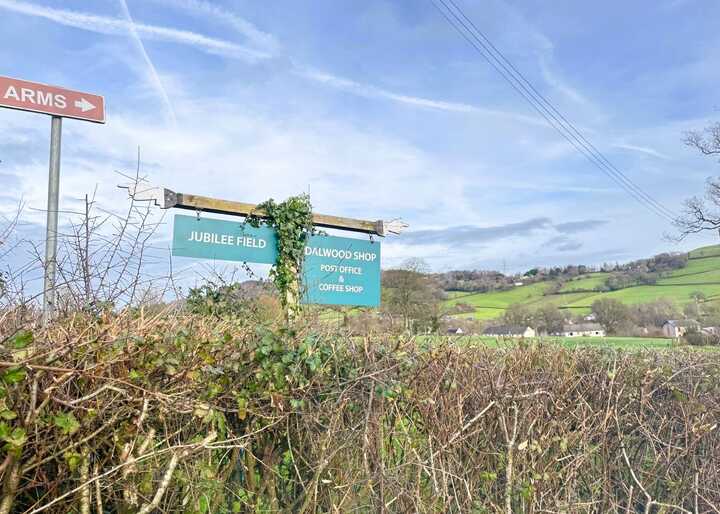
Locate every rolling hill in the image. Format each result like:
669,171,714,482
444,244,720,320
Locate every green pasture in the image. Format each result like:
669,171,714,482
559,273,610,292
441,244,720,320
443,335,676,350
565,283,720,308
446,282,551,309
689,244,720,259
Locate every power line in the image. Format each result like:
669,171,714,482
442,0,676,220
432,0,674,220
431,0,676,221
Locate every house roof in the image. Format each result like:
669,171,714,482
483,325,532,335
562,323,603,332
664,319,699,328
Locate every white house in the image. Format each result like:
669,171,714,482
701,326,719,336
483,325,536,338
556,323,605,337
662,320,699,338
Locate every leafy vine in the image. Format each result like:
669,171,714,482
248,194,314,318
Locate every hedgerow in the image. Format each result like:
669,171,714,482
1,311,719,513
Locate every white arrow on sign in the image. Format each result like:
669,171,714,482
74,98,96,112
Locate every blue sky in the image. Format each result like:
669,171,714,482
1,0,719,286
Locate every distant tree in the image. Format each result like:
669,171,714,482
383,258,443,333
691,291,707,302
633,298,680,328
680,291,706,320
592,298,631,335
701,302,720,326
683,301,701,320
675,122,720,239
502,304,535,328
535,305,566,334
545,281,564,295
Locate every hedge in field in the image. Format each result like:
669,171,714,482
2,313,719,513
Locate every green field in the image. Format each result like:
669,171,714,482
559,273,610,292
428,335,683,350
444,244,720,320
689,245,720,259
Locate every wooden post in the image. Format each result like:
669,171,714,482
285,262,300,323
122,184,408,236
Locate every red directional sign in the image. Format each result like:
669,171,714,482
0,76,105,123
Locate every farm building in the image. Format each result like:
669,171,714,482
662,319,699,338
555,323,605,338
483,325,536,338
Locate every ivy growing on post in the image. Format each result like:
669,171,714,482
248,194,314,321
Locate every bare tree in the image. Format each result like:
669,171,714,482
686,121,720,158
0,150,174,322
675,122,720,239
382,258,443,332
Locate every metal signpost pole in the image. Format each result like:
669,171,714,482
42,116,62,324
0,76,105,323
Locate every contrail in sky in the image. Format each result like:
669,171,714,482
118,0,176,126
0,0,272,61
147,0,280,53
0,0,543,124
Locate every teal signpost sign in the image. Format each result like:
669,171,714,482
172,214,381,307
302,234,380,307
172,214,277,264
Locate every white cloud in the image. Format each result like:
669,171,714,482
0,0,272,61
298,67,546,124
538,57,589,106
4,94,465,229
613,143,670,160
147,0,280,53
0,0,546,122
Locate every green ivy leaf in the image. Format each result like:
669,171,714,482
9,330,33,349
0,410,16,421
54,412,81,435
3,427,26,449
64,452,83,473
2,367,26,385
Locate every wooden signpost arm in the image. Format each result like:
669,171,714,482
173,192,381,235
123,184,408,237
